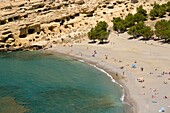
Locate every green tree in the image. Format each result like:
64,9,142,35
134,13,146,22
124,13,135,28
166,2,170,15
155,20,168,38
88,21,109,43
97,30,109,43
95,21,108,32
128,21,145,38
163,30,170,42
137,5,147,17
149,9,157,20
113,17,126,33
157,6,166,18
141,26,154,39
128,26,138,38
128,21,153,39
133,5,148,22
149,3,166,19
155,20,170,42
88,28,97,42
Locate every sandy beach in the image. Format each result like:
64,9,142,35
47,32,170,113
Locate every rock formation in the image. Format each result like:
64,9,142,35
0,0,168,51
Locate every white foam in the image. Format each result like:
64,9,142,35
82,61,125,102
78,59,85,62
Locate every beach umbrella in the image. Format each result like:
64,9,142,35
159,107,165,112
132,64,136,68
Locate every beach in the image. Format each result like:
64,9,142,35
47,32,170,113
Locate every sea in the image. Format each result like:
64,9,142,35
0,51,127,113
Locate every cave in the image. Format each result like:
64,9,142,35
85,22,88,25
55,19,60,22
49,26,54,31
66,17,70,21
87,13,93,17
107,6,113,9
131,0,138,3
8,34,13,38
71,24,74,27
19,4,24,7
4,35,11,42
64,25,68,28
105,2,109,4
14,16,19,21
24,15,28,18
113,2,117,5
19,34,27,38
103,12,106,14
28,29,35,34
2,31,12,35
75,13,80,17
102,5,107,8
0,20,6,25
35,36,39,38
43,8,48,11
37,10,42,12
8,18,13,22
6,44,10,48
0,44,4,48
64,3,69,7
70,16,75,19
56,6,61,9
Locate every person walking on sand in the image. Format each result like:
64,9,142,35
105,55,108,60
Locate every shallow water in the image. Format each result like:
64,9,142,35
0,51,125,113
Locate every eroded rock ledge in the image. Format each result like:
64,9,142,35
0,0,168,51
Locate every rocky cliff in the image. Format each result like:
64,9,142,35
0,0,168,51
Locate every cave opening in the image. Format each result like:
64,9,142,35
28,29,35,34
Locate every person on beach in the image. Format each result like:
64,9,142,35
105,55,108,60
94,50,97,54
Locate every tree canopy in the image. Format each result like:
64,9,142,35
112,17,126,33
88,21,109,43
155,20,170,42
128,21,153,39
149,3,167,19
166,2,170,15
124,13,135,28
134,5,147,22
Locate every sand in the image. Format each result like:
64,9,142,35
47,32,170,113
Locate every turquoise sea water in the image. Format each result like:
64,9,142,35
0,51,125,113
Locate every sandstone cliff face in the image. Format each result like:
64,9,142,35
0,0,168,51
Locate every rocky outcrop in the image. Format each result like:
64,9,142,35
0,0,168,51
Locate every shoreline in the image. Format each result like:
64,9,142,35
78,57,137,113
45,48,137,113
45,32,170,113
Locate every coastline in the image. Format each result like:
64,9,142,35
45,46,137,113
45,32,170,113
